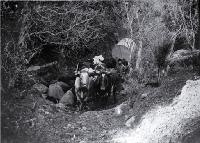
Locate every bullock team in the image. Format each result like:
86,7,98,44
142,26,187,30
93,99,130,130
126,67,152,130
47,55,129,110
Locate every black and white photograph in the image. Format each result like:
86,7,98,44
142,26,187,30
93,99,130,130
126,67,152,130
1,0,200,142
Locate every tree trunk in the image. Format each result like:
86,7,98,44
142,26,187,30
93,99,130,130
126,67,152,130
196,24,200,50
195,0,200,49
135,41,143,74
168,36,176,59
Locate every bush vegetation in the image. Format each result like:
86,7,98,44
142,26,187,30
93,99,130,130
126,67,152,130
1,0,199,94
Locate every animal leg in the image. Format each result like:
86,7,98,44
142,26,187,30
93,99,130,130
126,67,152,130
75,90,83,111
112,85,117,104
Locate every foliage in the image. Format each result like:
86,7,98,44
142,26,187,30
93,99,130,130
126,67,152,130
1,1,124,91
19,1,123,64
1,0,199,91
1,1,33,91
121,0,198,80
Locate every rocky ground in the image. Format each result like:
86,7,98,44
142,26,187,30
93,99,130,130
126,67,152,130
113,78,200,143
1,68,200,143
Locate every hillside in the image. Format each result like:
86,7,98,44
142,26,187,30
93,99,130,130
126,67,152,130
1,1,199,143
2,68,200,143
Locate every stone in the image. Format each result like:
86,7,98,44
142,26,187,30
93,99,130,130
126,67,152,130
33,83,48,94
82,126,87,131
141,93,148,99
48,83,64,100
115,106,122,116
114,102,129,116
67,124,72,128
59,89,75,105
56,103,65,108
125,116,135,127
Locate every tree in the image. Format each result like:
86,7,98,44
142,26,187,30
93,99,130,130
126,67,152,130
2,1,124,91
18,1,124,65
195,0,200,49
122,0,169,75
121,0,198,80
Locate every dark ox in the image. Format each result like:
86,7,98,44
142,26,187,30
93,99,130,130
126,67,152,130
96,72,117,105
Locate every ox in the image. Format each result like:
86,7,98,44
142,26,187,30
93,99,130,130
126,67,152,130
96,71,118,105
74,68,96,110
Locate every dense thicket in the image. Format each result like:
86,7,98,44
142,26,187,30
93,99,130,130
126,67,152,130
1,1,125,91
120,0,199,78
19,1,125,65
1,0,199,92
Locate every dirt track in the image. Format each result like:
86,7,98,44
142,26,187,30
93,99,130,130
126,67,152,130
113,79,200,143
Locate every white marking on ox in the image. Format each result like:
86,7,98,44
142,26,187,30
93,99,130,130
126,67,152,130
101,73,106,90
80,72,89,88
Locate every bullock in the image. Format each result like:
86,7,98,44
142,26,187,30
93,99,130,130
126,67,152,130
96,70,118,105
74,68,96,110
96,72,111,105
108,70,120,103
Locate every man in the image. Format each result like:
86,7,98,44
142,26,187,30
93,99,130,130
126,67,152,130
116,59,125,75
122,59,129,74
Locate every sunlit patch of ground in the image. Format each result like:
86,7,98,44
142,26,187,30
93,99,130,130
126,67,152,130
112,79,200,143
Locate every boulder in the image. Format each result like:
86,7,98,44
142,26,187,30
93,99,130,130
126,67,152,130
125,115,135,127
167,50,200,70
56,81,71,93
33,83,48,94
60,89,75,106
48,83,64,100
141,93,148,99
55,103,65,109
114,102,129,116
